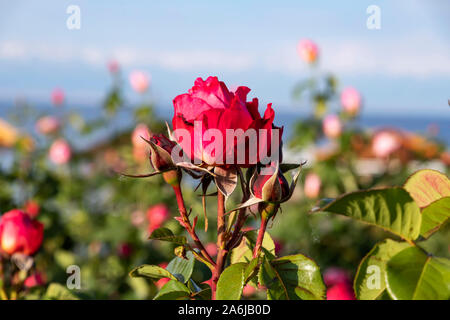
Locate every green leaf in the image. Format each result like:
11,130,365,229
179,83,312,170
149,227,187,245
420,197,450,238
166,251,195,283
153,280,191,300
258,254,326,300
129,264,176,281
354,239,411,300
386,246,450,300
316,187,422,241
216,263,246,300
231,231,276,264
44,283,80,300
404,169,450,208
244,257,261,283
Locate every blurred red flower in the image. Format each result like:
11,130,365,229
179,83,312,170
147,204,170,233
0,209,44,256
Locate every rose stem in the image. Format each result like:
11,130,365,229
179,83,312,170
253,216,268,258
211,191,228,300
172,185,216,268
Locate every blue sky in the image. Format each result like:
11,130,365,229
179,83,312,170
0,0,449,117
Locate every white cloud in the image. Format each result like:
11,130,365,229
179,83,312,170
1,35,450,78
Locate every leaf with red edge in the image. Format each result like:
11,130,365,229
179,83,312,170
404,169,450,208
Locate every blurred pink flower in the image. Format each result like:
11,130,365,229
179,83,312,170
324,267,355,300
132,123,152,162
274,240,283,256
372,130,401,158
49,139,72,165
147,204,170,233
242,284,256,297
129,71,150,93
36,116,60,135
304,172,321,199
322,114,342,139
341,87,362,116
24,271,46,288
297,39,319,64
205,242,218,257
108,60,119,74
131,210,145,227
51,88,65,106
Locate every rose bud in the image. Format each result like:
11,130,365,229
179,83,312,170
297,39,319,64
251,165,290,203
148,134,176,172
340,87,362,116
51,88,65,106
36,116,60,135
24,271,47,288
24,200,40,219
304,172,321,199
0,209,44,256
147,204,170,233
172,76,279,167
129,70,150,93
322,114,342,139
372,130,401,158
49,139,72,165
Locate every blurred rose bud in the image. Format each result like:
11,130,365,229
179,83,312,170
51,88,65,106
129,71,150,93
324,267,355,300
242,284,256,297
36,116,60,135
322,114,342,139
0,118,19,148
24,271,47,288
49,139,72,165
304,172,321,199
117,243,133,258
147,204,170,233
149,134,177,172
340,87,362,116
24,200,40,219
0,209,44,256
372,130,401,158
205,242,218,257
297,39,319,64
155,262,170,288
108,60,119,74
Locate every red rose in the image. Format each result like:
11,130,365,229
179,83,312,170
0,210,44,256
172,76,281,167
